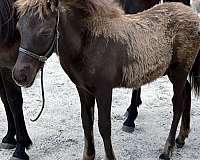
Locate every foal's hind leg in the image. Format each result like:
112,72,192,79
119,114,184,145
176,80,191,148
1,69,32,160
95,87,116,160
77,87,95,160
0,73,16,149
122,88,141,132
160,67,188,160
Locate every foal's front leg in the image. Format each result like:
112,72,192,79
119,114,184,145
77,87,95,160
160,69,188,160
176,81,191,148
95,87,116,160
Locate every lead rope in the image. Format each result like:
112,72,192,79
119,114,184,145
30,67,45,122
30,9,60,122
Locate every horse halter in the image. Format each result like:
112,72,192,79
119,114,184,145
19,9,60,63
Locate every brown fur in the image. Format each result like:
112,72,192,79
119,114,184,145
16,0,123,18
15,0,50,18
16,0,200,89
62,0,123,17
82,2,200,88
13,1,200,159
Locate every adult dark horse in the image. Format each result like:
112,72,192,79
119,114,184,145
121,0,191,132
0,0,32,160
13,1,200,160
119,0,160,14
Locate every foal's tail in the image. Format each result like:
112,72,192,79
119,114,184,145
189,50,200,96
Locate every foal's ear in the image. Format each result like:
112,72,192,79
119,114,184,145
47,0,59,12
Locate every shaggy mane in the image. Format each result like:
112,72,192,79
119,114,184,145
63,0,124,17
15,0,50,18
15,0,124,18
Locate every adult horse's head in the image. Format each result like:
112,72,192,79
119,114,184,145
13,0,59,87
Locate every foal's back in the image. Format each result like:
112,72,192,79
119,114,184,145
120,3,200,88
83,2,200,88
85,2,200,88
124,3,200,87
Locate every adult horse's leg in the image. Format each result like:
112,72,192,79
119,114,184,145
163,0,190,6
160,67,188,160
77,87,95,160
0,72,16,149
122,88,141,132
1,69,32,160
175,80,191,148
95,87,115,160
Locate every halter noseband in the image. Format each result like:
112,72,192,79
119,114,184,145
19,9,60,63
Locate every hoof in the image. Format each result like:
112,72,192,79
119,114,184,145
10,157,27,160
12,150,29,160
175,138,185,148
159,153,170,160
82,156,95,160
82,153,95,160
122,125,135,133
0,142,16,149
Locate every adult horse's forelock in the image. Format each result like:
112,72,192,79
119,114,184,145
15,0,58,18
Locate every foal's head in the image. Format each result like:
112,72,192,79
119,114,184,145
13,0,59,87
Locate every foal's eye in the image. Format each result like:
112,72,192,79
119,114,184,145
38,28,53,36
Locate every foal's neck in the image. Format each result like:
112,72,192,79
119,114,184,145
59,9,86,62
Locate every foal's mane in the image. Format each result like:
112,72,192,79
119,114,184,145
15,0,49,17
16,0,123,18
63,0,123,17
0,0,17,44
